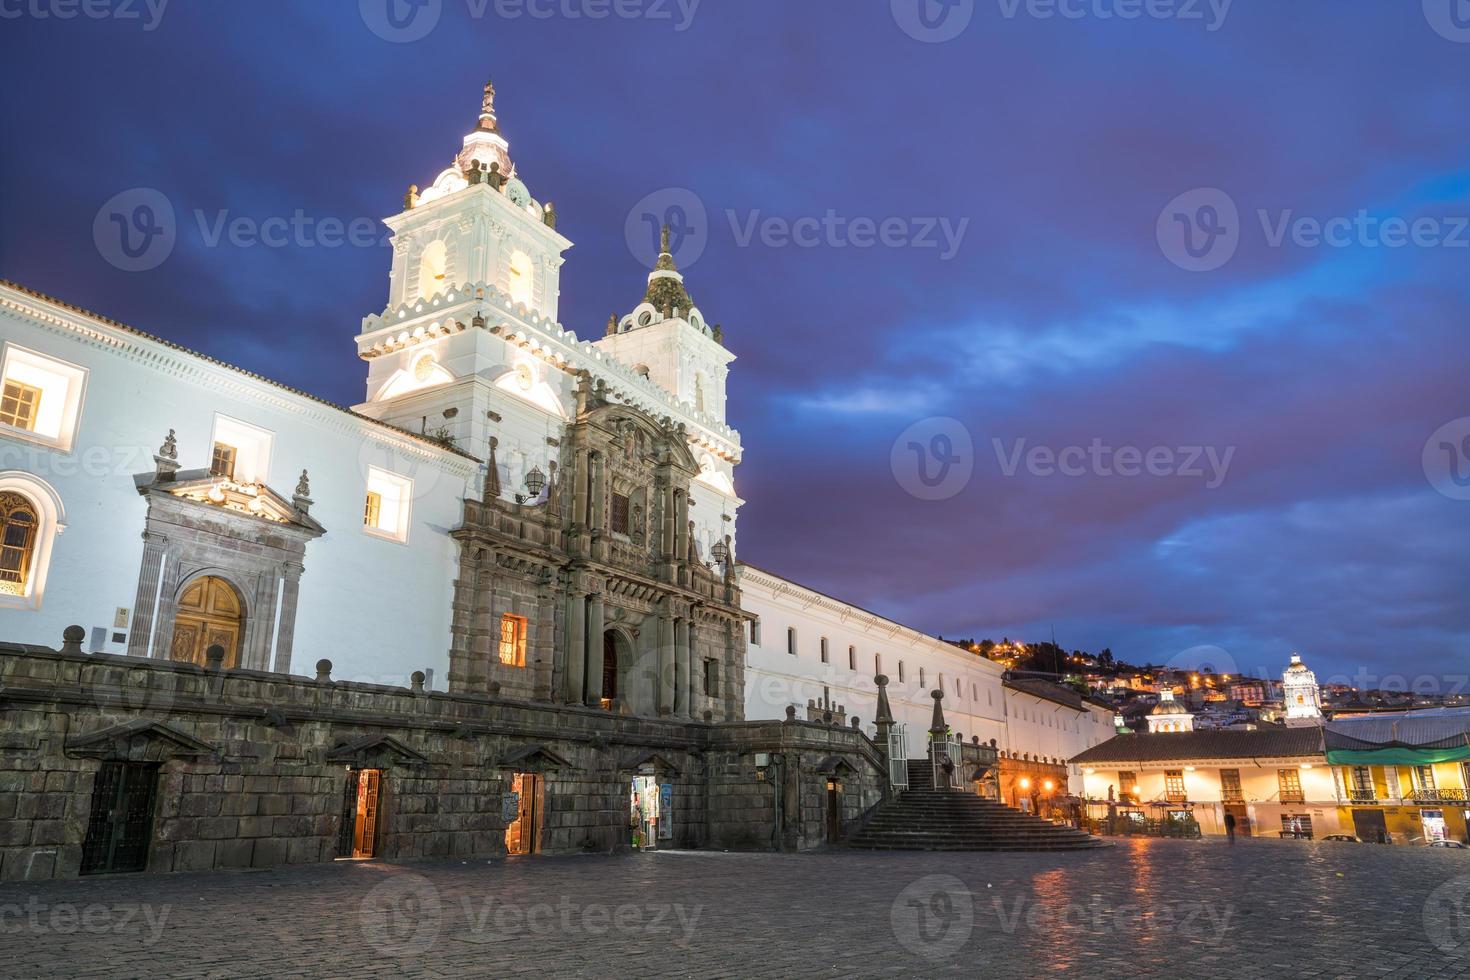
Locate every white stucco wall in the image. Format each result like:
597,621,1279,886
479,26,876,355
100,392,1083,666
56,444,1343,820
0,285,476,688
738,563,1113,773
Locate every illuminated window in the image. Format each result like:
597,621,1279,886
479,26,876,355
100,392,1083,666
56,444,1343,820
508,249,535,308
0,380,41,431
363,467,413,543
210,442,237,479
0,345,88,451
363,490,382,528
210,416,272,484
498,614,527,667
0,492,37,597
1119,771,1137,797
1277,769,1304,803
1164,770,1186,801
1220,769,1243,802
418,240,448,301
610,493,630,535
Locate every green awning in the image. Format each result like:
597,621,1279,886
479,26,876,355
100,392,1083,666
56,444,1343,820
1326,745,1470,766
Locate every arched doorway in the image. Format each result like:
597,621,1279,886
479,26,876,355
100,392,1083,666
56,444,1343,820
601,631,619,709
169,576,244,667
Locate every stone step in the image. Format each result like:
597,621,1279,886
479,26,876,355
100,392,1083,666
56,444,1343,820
844,776,1102,852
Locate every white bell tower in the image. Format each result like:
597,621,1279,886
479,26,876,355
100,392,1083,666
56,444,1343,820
595,226,734,427
353,81,575,456
1282,654,1323,727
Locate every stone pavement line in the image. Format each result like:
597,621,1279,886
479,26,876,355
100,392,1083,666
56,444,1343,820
0,840,1467,978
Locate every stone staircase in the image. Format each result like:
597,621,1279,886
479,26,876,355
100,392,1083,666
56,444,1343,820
845,760,1106,852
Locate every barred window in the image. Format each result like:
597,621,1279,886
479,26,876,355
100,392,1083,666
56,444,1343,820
610,493,630,534
0,380,40,431
0,493,38,596
210,442,238,479
498,614,528,667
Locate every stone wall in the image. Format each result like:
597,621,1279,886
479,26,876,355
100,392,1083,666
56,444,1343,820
0,632,884,880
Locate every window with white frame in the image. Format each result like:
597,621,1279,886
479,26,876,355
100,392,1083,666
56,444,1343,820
363,467,413,542
848,645,856,671
820,637,829,664
0,472,64,609
749,619,761,646
210,415,273,484
0,345,87,452
787,627,797,656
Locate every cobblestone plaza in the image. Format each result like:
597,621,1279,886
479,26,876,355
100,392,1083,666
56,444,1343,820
1,838,1468,978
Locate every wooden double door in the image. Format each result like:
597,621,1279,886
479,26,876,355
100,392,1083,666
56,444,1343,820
169,576,243,667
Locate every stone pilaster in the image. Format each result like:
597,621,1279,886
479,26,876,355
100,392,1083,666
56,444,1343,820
564,590,586,704
272,563,303,674
584,594,605,708
126,531,168,658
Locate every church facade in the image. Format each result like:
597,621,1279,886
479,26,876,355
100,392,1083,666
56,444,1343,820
0,84,1107,878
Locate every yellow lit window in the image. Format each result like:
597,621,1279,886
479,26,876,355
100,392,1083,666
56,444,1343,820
210,442,237,479
0,492,37,596
499,614,527,667
363,490,382,529
0,380,40,432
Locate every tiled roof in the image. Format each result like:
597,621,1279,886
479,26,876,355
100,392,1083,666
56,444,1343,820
1070,727,1325,764
1003,677,1086,712
0,279,481,463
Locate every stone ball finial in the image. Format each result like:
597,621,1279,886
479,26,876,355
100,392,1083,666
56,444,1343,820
784,705,797,722
851,717,861,729
875,674,889,687
411,670,426,693
489,681,502,696
61,625,85,654
204,645,225,670
315,659,333,682
931,689,944,701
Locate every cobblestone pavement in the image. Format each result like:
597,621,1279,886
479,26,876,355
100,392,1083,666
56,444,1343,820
2,837,1469,978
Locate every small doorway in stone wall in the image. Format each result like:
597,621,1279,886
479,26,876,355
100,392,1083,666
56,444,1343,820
337,769,383,859
630,774,663,849
1223,803,1252,837
169,576,244,667
80,762,160,875
504,773,544,855
826,778,844,842
601,633,619,709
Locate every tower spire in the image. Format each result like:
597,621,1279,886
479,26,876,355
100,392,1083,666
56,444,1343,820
644,223,694,313
478,79,498,133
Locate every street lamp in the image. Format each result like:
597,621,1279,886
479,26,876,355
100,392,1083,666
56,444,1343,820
516,465,545,504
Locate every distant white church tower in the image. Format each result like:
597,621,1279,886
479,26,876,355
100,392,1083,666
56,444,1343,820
1282,654,1323,727
1147,689,1194,733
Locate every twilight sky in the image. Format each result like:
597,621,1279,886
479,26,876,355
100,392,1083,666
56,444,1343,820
2,1,1467,685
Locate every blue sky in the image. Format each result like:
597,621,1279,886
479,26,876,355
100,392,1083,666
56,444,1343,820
2,0,1467,684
